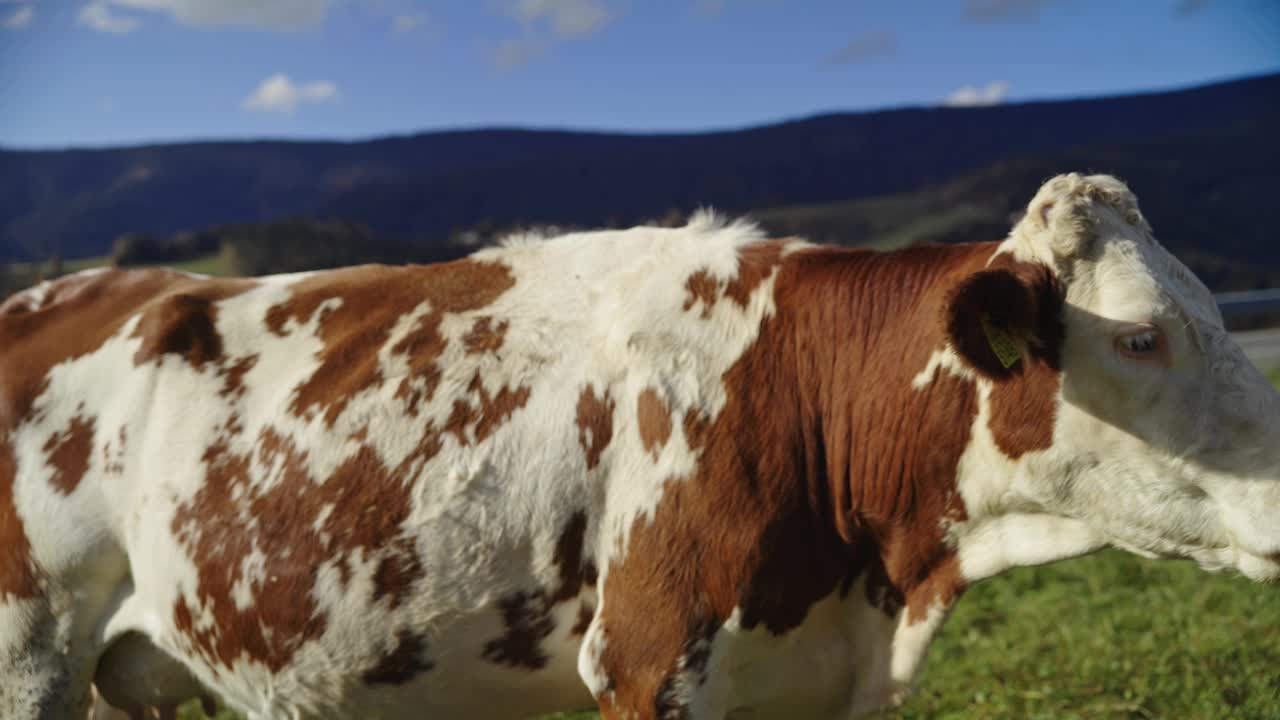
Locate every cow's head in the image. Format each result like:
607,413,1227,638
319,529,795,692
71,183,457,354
950,173,1280,582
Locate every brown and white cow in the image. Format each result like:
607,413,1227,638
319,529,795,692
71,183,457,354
1,174,1277,720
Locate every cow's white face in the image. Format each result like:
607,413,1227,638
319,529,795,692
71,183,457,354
1003,174,1280,581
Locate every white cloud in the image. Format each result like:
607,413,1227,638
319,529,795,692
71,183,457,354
102,0,331,31
944,81,1010,107
3,4,32,29
494,38,546,68
494,0,610,68
393,11,425,34
243,73,338,114
824,30,897,66
79,3,141,33
512,0,611,38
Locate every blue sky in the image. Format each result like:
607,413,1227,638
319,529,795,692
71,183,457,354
1,0,1277,149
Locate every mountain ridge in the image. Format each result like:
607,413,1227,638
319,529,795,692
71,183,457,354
1,71,1277,266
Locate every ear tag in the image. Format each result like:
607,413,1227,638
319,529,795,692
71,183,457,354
980,315,1022,369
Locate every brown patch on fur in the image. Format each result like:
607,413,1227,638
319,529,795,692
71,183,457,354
987,355,1061,458
0,439,38,600
362,630,434,686
171,430,427,672
42,411,95,495
637,388,672,457
680,241,788,321
552,511,598,602
372,549,425,611
483,591,556,669
682,271,718,318
132,293,226,368
597,240,1062,715
463,316,509,355
682,409,713,452
262,260,515,425
576,385,615,470
723,241,786,308
445,373,532,446
218,354,259,399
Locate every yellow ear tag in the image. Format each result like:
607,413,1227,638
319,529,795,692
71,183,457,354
980,315,1022,369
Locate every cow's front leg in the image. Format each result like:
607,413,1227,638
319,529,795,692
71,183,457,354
577,602,731,720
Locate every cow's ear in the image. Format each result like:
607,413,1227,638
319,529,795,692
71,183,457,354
945,266,1063,380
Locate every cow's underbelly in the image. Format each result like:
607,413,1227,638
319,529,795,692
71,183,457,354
322,601,596,720
97,585,597,720
720,582,900,720
93,581,900,719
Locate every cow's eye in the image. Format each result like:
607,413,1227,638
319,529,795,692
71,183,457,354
1123,332,1158,353
1114,324,1170,366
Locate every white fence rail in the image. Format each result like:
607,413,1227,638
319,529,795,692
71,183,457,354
1215,289,1280,317
1217,290,1280,371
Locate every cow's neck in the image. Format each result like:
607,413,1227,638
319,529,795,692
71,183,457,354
742,241,1002,703
778,241,1108,598
778,243,991,608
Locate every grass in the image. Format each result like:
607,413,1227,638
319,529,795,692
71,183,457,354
898,551,1280,720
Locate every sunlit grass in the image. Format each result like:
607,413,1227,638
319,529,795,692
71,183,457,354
898,551,1280,720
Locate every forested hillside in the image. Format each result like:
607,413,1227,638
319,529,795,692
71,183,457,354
2,72,1276,283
